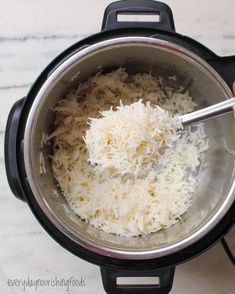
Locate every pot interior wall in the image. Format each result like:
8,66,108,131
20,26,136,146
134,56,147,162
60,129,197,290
30,41,235,254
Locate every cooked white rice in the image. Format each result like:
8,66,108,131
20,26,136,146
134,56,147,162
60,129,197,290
50,68,208,237
84,99,182,177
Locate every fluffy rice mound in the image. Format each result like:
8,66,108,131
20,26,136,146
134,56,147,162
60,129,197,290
85,99,181,177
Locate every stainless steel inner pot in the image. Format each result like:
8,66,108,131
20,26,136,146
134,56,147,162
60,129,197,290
23,37,235,259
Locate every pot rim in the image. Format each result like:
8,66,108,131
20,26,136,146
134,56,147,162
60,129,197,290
23,36,234,260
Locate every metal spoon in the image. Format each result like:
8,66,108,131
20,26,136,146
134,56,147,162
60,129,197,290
178,97,235,128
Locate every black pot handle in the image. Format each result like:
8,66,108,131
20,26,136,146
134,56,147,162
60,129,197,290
101,0,175,32
221,237,235,266
207,55,235,90
100,266,175,294
4,98,26,201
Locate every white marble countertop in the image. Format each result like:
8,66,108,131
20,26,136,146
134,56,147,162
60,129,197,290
0,1,234,293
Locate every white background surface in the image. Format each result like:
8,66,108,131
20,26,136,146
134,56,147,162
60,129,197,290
0,0,234,293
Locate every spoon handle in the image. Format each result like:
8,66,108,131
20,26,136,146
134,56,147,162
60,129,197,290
179,97,235,128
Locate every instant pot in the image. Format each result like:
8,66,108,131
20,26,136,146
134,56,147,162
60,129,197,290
5,1,235,293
